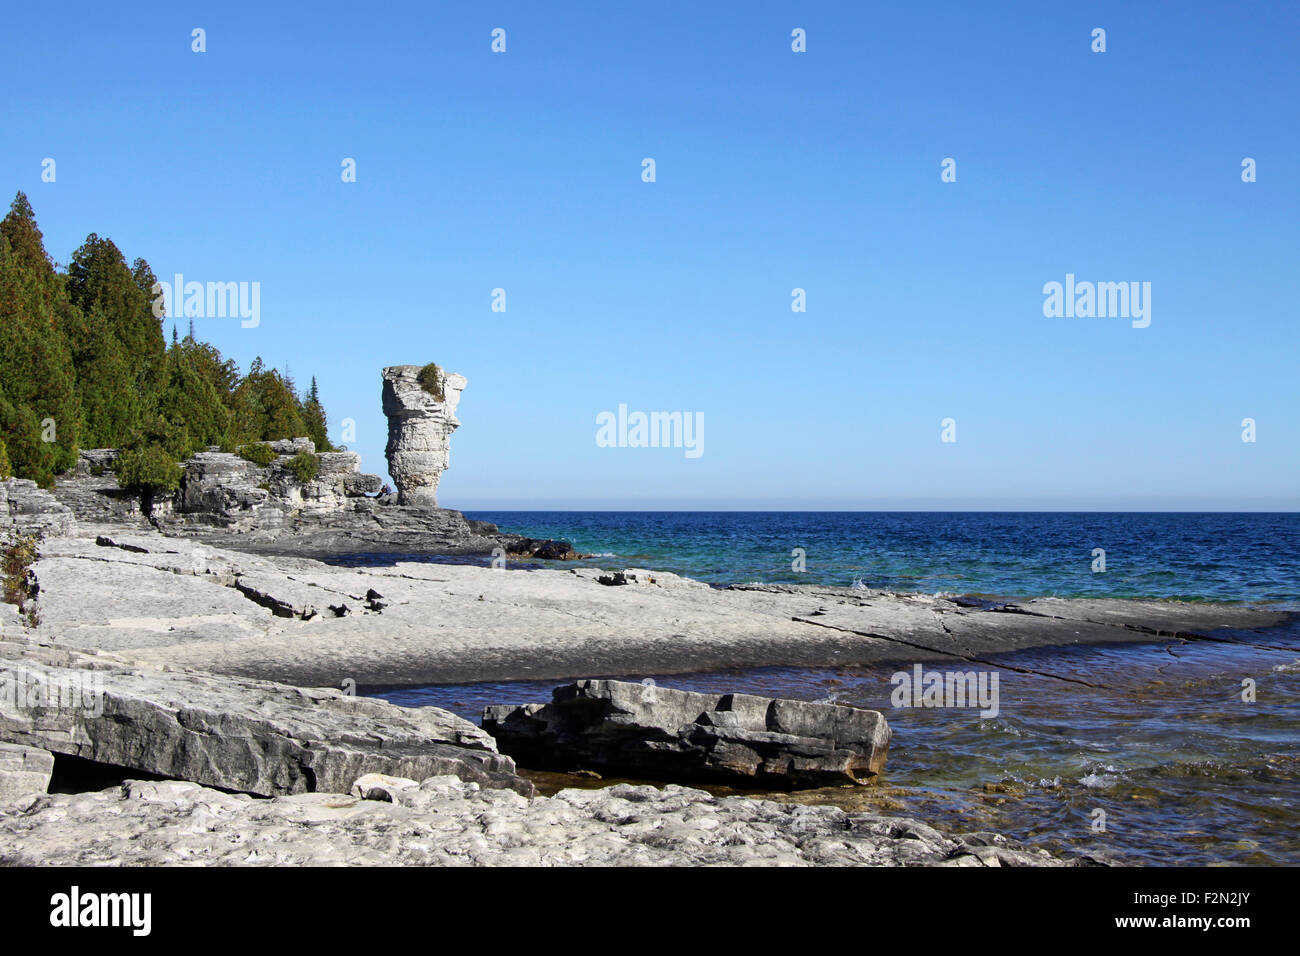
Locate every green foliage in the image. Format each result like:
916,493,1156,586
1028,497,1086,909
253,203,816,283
283,451,320,483
67,233,164,379
0,193,338,486
301,376,334,452
151,339,233,458
0,194,81,484
0,438,10,480
237,442,277,467
0,398,57,489
114,443,182,495
229,358,308,445
417,363,445,401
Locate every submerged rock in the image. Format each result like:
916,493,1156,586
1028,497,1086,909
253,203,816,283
483,679,891,788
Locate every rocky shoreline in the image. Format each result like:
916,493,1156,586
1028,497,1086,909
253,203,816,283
1,366,1291,867
2,518,1290,866
0,775,1070,867
15,524,1286,688
0,612,1073,867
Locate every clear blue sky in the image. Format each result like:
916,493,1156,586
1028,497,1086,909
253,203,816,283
4,1,1297,509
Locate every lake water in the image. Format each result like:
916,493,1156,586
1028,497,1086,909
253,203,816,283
365,511,1300,865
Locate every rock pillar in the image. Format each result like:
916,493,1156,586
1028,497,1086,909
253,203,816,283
381,365,467,507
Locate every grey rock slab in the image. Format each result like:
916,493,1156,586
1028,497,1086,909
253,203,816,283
21,530,1292,687
0,639,532,797
484,678,891,788
0,479,74,536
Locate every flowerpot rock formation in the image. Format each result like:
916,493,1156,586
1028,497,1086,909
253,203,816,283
382,365,468,508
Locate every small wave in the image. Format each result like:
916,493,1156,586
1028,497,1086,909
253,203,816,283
1079,772,1121,789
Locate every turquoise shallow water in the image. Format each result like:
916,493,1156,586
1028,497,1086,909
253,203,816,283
364,511,1300,865
372,628,1300,866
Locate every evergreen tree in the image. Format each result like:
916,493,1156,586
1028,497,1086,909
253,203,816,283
300,376,334,452
0,194,82,484
72,308,143,448
67,233,165,383
151,337,233,457
229,357,308,444
0,193,341,485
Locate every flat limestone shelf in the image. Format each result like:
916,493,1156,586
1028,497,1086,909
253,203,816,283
14,526,1290,687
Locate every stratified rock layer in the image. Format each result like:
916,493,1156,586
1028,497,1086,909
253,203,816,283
0,639,533,797
483,679,891,788
382,365,467,507
0,479,74,537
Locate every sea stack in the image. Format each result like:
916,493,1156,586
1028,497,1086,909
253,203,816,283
382,364,467,508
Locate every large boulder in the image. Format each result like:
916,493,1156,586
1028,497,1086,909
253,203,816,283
0,639,533,797
382,365,467,507
483,679,890,789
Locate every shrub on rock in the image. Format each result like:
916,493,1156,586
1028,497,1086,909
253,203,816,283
114,443,182,514
416,362,445,401
236,443,277,467
284,450,320,483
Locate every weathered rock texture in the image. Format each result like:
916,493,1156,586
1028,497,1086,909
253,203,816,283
21,527,1292,688
45,366,579,558
484,679,891,788
0,776,1071,867
0,742,53,803
178,443,384,530
382,365,467,507
0,639,532,797
0,479,74,537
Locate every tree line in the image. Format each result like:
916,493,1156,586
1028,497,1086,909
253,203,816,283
0,191,335,489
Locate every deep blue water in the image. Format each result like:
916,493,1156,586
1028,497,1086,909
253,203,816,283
466,511,1300,605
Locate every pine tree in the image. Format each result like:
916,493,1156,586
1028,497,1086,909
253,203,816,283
300,376,334,452
229,358,308,444
0,193,339,485
67,234,165,384
0,194,83,484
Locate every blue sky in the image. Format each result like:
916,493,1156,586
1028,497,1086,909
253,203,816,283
4,1,1297,509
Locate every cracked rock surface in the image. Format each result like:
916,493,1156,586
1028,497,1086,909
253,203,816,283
0,775,1071,866
0,639,531,797
11,526,1289,687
